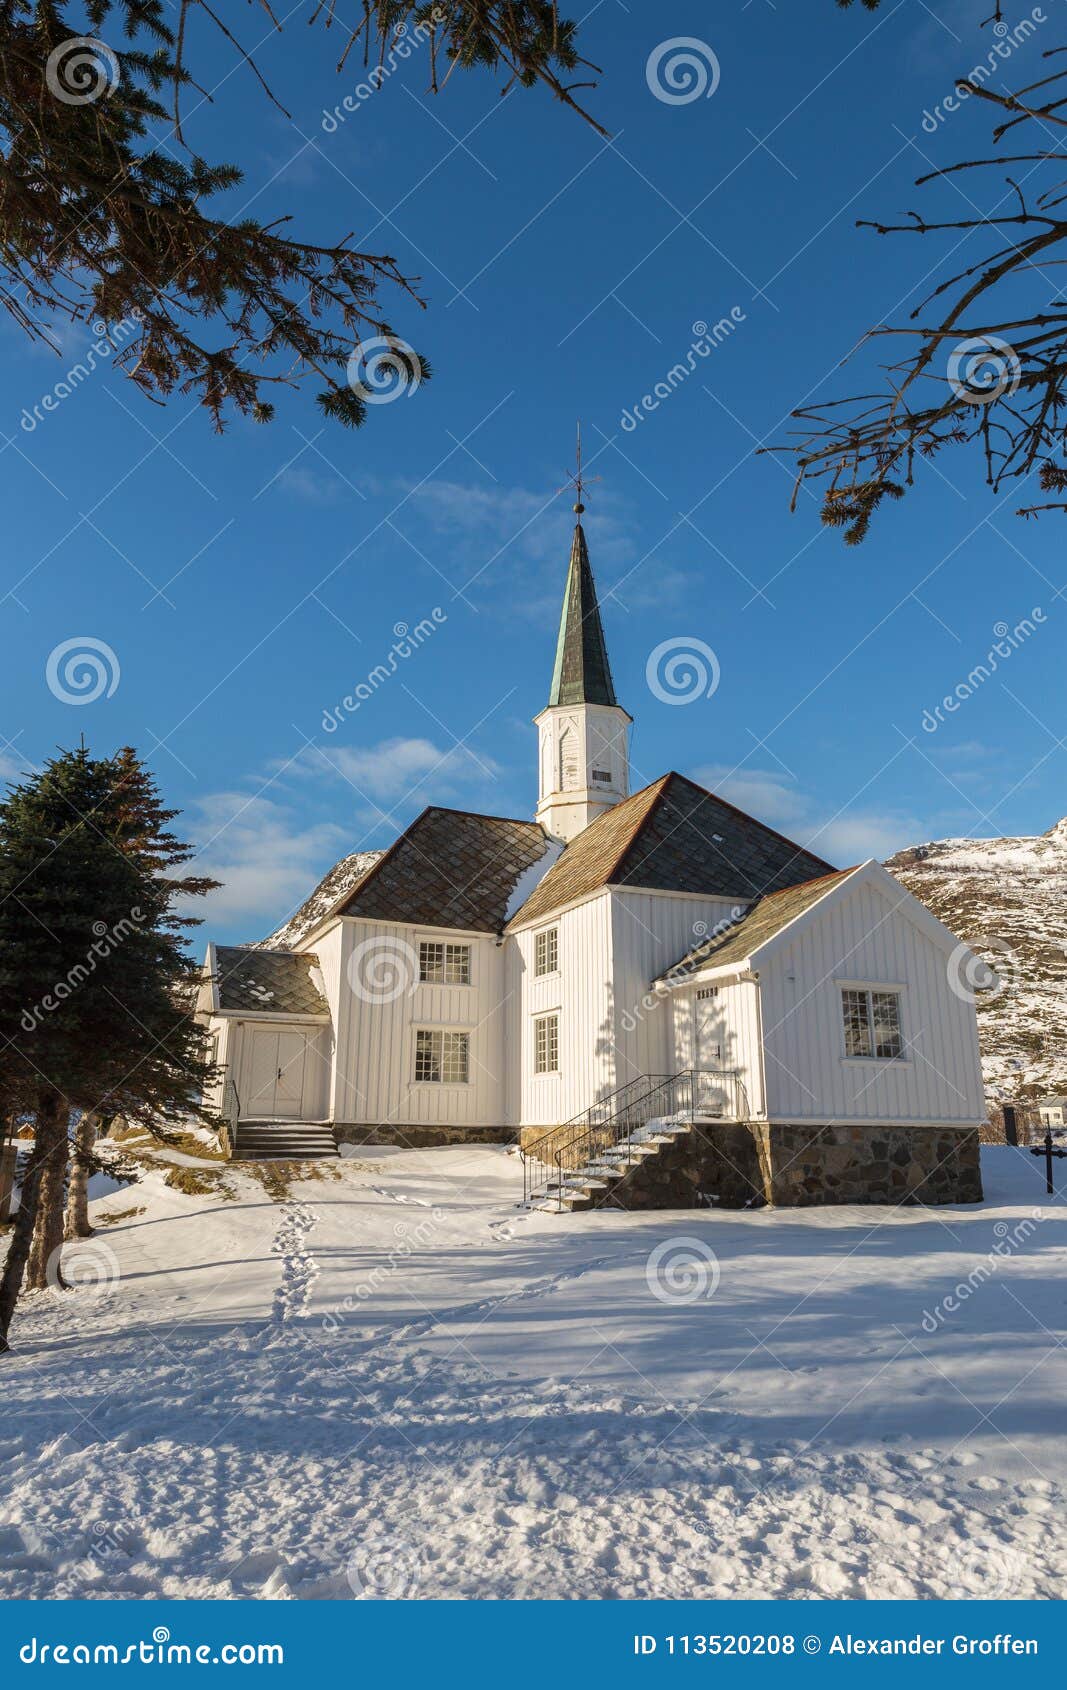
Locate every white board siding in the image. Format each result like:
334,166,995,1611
332,919,507,1128
200,1014,235,1115
667,978,765,1117
514,894,616,1128
758,878,986,1126
305,922,346,1125
609,892,752,1086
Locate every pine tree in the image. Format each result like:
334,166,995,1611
0,3,597,429
0,746,217,1351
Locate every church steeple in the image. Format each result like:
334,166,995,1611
535,430,631,844
548,520,619,709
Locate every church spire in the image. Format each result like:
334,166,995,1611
548,520,618,708
535,427,631,844
548,423,618,708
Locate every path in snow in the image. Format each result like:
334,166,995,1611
270,1202,320,1326
0,1144,1064,1600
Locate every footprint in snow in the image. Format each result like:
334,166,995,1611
370,1186,431,1208
270,1202,319,1326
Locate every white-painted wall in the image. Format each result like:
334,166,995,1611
327,918,508,1128
511,893,616,1128
758,876,986,1126
510,888,749,1130
609,890,753,1085
199,1013,234,1116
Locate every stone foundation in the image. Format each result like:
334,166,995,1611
613,1121,768,1211
335,1122,516,1150
534,1119,983,1210
755,1122,983,1207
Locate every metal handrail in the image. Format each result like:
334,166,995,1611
523,1067,750,1210
520,1073,674,1204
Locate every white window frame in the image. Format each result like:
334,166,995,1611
413,1028,470,1085
534,926,559,978
418,940,471,986
534,1012,559,1076
839,985,905,1062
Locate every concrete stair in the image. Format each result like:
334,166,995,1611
232,1121,338,1161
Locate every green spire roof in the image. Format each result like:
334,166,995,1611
548,520,618,708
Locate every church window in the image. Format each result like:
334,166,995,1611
535,927,558,977
419,941,471,985
414,1029,470,1083
841,988,903,1060
534,1013,559,1075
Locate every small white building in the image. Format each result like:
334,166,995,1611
197,510,988,1206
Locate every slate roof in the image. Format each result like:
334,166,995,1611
215,946,330,1016
339,807,554,933
548,521,620,709
659,866,860,979
507,772,835,930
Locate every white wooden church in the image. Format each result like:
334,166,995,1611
198,507,989,1208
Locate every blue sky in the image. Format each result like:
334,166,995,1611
2,0,1063,944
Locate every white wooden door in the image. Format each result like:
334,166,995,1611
695,996,729,1116
273,1031,307,1118
245,1029,308,1118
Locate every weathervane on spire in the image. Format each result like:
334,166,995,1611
559,421,601,515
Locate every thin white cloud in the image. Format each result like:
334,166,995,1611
296,735,500,804
183,791,347,936
275,464,345,504
694,762,938,865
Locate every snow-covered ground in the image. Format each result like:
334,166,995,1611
0,1144,1064,1600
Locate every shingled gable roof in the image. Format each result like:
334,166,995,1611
506,771,835,931
338,806,553,933
658,865,861,980
214,946,330,1016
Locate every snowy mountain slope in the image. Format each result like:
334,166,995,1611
0,1145,1063,1600
258,849,385,951
886,819,1067,1101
